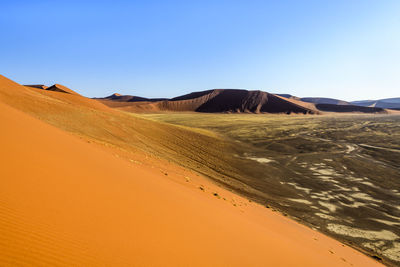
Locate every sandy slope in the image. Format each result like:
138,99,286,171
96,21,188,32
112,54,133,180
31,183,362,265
0,75,383,266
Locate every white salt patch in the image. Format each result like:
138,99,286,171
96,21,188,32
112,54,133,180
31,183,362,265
312,194,334,201
372,218,400,226
347,176,364,182
337,194,354,202
318,201,338,212
287,198,312,205
332,184,352,192
327,224,398,241
383,212,400,221
339,201,367,208
246,157,276,164
391,190,400,197
317,176,339,184
364,241,400,262
360,181,378,188
315,213,335,220
362,240,385,250
310,191,335,201
382,242,400,262
287,182,312,194
314,168,337,176
346,145,356,153
352,192,382,202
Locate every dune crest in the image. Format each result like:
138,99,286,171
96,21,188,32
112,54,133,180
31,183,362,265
46,84,81,96
24,84,48,90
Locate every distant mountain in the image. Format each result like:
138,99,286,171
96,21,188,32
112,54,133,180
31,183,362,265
97,89,317,114
96,89,392,114
276,95,351,105
99,93,168,102
275,94,301,101
300,97,350,105
351,98,400,110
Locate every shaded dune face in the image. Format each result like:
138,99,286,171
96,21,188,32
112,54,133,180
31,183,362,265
259,93,314,114
167,89,315,113
195,90,264,113
157,89,221,111
192,90,295,113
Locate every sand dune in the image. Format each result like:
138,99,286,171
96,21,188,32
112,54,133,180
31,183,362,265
351,98,400,110
99,93,168,102
98,90,392,114
98,89,316,114
300,97,350,105
0,74,383,266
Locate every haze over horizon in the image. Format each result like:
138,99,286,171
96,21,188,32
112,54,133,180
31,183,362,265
1,0,399,101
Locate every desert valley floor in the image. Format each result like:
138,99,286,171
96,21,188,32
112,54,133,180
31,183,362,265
0,74,398,266
140,113,400,265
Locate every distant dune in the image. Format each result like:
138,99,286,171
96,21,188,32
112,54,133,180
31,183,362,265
351,98,400,110
98,93,168,102
0,74,383,266
266,95,397,113
301,97,350,105
97,89,393,114
98,89,318,114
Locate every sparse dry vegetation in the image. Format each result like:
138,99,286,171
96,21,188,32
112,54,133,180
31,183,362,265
138,112,400,266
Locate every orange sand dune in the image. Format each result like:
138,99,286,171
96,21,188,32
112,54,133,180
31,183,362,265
0,75,111,114
0,95,382,265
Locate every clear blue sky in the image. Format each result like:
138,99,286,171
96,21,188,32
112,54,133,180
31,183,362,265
1,0,399,100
